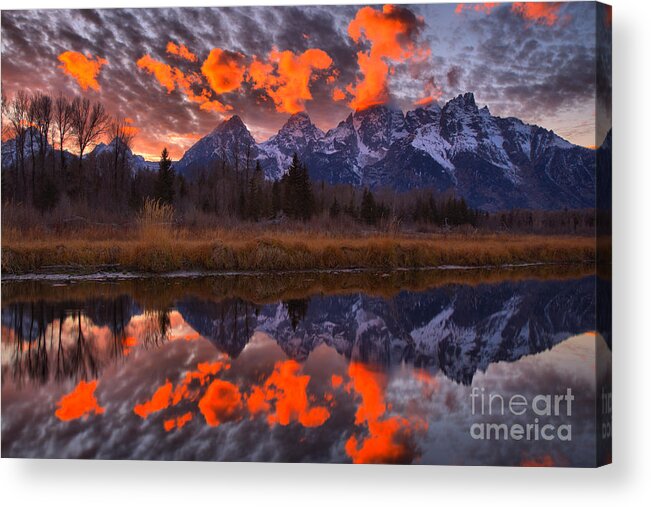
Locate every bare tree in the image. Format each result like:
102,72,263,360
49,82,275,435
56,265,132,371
32,92,52,176
70,97,110,164
109,116,136,198
26,95,39,200
1,88,11,141
5,91,29,200
70,97,110,196
53,93,73,176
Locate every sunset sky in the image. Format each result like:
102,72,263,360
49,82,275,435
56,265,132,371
1,3,607,160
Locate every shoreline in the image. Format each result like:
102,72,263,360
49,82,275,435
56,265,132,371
2,262,596,306
0,260,588,281
1,232,600,276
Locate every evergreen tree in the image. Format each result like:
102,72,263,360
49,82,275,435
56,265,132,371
271,180,282,217
361,188,378,225
155,148,175,204
247,161,264,221
297,161,314,220
282,153,314,220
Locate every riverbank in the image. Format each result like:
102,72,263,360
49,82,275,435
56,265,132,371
1,228,600,275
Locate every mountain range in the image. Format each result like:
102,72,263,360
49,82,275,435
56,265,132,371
1,93,605,210
175,93,602,210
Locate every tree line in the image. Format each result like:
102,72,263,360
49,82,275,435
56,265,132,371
2,89,594,234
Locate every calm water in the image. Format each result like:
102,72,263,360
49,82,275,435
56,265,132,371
1,271,607,466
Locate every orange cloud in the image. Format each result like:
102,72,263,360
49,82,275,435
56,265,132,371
455,3,564,26
58,51,108,91
511,2,563,26
137,54,177,92
198,379,243,426
332,87,346,102
132,132,202,161
454,3,498,15
414,77,443,106
121,117,141,138
166,41,198,62
344,363,425,464
55,380,105,421
249,48,333,114
347,5,429,111
201,48,246,95
137,54,230,113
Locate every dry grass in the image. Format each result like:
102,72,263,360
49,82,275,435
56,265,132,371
1,222,601,275
137,198,175,244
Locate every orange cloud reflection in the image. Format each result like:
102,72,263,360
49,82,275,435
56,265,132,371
55,380,105,421
344,362,425,464
520,454,556,467
163,412,193,432
257,360,331,427
134,380,174,419
198,379,243,426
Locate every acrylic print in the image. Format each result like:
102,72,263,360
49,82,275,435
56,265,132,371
0,2,612,466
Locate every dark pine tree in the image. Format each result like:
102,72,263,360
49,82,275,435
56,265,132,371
361,188,378,225
247,160,264,221
297,160,314,220
155,148,175,205
282,153,314,221
271,179,282,218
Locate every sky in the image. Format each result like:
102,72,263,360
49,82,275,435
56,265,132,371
1,2,609,160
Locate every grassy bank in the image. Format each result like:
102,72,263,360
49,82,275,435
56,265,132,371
1,225,600,275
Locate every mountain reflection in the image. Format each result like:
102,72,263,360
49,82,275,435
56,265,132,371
1,272,601,465
2,275,595,386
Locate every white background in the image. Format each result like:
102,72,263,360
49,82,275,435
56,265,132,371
1,0,649,505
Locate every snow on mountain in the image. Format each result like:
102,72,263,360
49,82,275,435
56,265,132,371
257,112,324,180
133,92,598,210
1,127,53,169
174,115,258,177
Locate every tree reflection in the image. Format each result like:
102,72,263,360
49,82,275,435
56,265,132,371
2,301,170,386
283,298,309,330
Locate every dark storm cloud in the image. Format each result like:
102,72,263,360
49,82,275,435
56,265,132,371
446,65,462,88
442,2,598,140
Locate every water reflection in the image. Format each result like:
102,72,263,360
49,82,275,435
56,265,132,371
1,270,605,465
